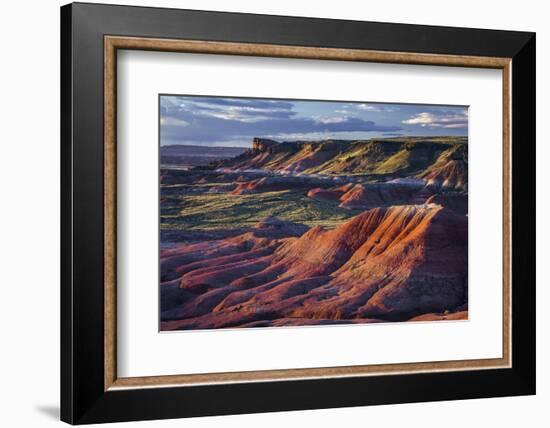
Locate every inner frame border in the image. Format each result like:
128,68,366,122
104,35,512,391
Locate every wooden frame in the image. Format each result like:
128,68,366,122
104,36,513,390
62,2,535,424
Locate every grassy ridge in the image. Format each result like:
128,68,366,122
303,139,466,176
211,136,467,178
161,189,359,231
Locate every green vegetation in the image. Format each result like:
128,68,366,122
272,136,466,176
160,136,468,235
161,189,359,232
373,149,413,174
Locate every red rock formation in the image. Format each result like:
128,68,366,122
161,206,467,329
274,205,466,321
338,182,431,210
230,179,260,195
420,159,467,190
307,183,354,202
425,192,468,215
213,137,467,177
251,137,279,153
215,138,351,173
160,232,275,280
277,141,346,173
307,181,427,210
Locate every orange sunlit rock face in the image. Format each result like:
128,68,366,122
161,204,467,330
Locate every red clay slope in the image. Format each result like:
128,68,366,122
420,159,468,190
308,182,428,210
161,204,467,330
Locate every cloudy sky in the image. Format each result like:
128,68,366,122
160,95,468,147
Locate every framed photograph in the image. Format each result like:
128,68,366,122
61,2,535,424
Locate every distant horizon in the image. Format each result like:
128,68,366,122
160,95,468,147
161,134,468,149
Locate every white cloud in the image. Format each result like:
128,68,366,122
197,110,260,122
355,103,400,113
356,103,380,111
401,111,468,128
187,101,295,123
314,116,347,124
160,117,189,127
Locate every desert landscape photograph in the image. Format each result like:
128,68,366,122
159,95,468,331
